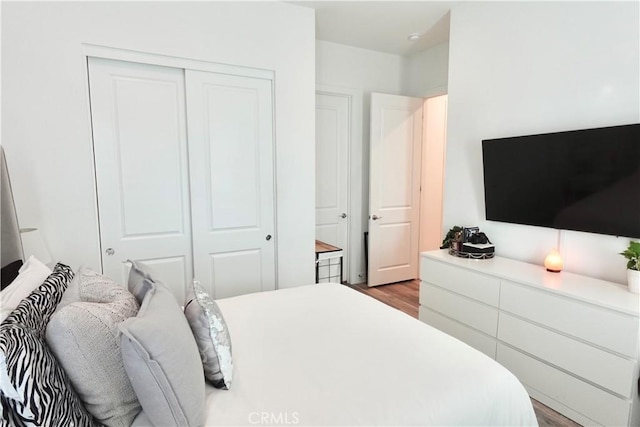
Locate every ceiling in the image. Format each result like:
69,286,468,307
287,1,456,56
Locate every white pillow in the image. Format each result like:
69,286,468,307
0,256,52,322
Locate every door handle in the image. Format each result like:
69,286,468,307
266,234,272,241
105,248,115,256
340,213,347,219
372,215,382,221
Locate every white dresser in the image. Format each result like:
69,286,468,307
419,249,640,427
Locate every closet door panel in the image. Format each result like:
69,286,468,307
114,78,185,236
206,85,260,230
186,70,276,298
88,57,192,301
210,250,263,299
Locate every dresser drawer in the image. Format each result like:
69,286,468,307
500,281,639,358
497,343,631,427
498,313,636,398
420,257,500,306
420,282,498,337
420,306,496,358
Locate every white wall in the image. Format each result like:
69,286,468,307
1,2,316,288
403,42,450,98
445,1,640,284
316,40,404,283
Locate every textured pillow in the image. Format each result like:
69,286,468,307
185,280,233,389
0,255,52,322
119,275,205,427
0,263,96,426
46,266,141,427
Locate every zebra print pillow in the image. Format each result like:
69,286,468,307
0,263,96,426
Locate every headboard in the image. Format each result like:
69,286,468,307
1,146,24,286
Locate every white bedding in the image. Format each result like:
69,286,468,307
135,283,537,426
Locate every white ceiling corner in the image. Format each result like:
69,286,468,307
287,1,456,56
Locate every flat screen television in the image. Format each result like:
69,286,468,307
482,123,640,238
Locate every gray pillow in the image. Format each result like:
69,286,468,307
46,266,141,427
184,280,233,389
126,259,155,304
119,276,205,427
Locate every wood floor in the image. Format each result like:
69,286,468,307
344,279,582,427
345,278,420,318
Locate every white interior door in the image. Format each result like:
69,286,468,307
368,93,423,286
315,92,349,280
88,57,193,301
186,70,276,299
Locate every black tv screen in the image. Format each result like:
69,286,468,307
482,123,640,238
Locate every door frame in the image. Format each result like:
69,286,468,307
83,44,278,284
316,84,362,284
82,44,273,80
419,94,448,253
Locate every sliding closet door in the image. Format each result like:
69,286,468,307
88,58,193,300
186,70,276,299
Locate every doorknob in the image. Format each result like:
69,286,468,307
105,248,115,256
340,213,347,219
266,234,272,241
372,215,382,221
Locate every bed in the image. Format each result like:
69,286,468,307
2,265,539,427
2,267,538,427
1,145,536,426
132,283,537,426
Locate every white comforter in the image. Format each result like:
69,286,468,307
194,283,537,426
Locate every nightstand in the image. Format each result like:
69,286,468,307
315,240,343,283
